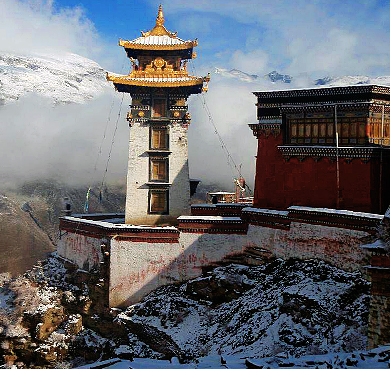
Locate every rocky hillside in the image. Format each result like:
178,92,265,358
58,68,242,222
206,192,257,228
0,193,53,278
0,52,109,105
119,259,369,360
0,180,125,277
0,255,372,368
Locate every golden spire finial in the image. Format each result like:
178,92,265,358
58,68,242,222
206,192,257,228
156,4,164,26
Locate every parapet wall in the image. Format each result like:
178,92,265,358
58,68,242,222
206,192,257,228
58,206,382,307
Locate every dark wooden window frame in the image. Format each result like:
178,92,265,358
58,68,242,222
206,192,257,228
152,97,167,118
149,157,169,182
148,189,169,214
288,114,367,146
149,125,169,150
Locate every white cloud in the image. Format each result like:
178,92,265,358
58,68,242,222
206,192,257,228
230,49,269,75
0,92,129,187
0,0,101,60
188,77,262,190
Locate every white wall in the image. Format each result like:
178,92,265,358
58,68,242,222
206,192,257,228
108,222,370,307
57,233,103,271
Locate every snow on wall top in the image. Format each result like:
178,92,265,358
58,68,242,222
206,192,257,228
289,206,383,220
62,216,178,231
242,207,289,216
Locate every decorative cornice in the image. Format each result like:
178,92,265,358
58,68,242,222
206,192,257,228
254,85,390,98
288,206,382,233
178,216,248,234
280,103,370,113
130,105,150,110
241,208,291,230
277,145,388,162
249,123,282,138
107,72,206,89
119,40,197,51
59,216,180,240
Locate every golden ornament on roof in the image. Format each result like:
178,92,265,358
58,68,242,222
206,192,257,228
106,5,210,91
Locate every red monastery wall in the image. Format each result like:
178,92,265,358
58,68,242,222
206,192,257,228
253,133,381,212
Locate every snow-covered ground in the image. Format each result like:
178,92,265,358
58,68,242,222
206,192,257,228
0,254,374,368
118,259,370,360
76,344,390,369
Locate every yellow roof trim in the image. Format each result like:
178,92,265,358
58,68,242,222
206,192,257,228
119,39,197,50
106,73,206,88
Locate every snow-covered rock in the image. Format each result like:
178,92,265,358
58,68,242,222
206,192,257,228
0,52,109,105
118,259,370,360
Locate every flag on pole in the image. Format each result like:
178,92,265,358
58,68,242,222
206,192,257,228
84,187,91,213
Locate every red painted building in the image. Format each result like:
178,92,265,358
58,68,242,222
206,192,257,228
250,85,390,213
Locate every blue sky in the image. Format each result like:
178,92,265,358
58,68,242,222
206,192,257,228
3,0,390,77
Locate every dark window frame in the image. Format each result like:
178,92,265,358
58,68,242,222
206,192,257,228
148,189,169,214
149,126,169,150
149,157,169,182
152,97,167,118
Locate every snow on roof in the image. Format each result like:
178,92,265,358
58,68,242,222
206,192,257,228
178,216,242,222
72,212,124,218
361,239,388,250
289,206,383,220
208,191,235,195
242,207,289,216
191,204,216,208
63,216,178,231
130,35,188,46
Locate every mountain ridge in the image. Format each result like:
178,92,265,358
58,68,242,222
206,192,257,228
0,51,110,105
215,66,390,88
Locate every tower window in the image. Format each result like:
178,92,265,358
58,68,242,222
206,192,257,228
149,190,168,214
152,98,166,117
150,158,168,181
151,127,168,149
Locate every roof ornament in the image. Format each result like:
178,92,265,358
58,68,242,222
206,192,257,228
139,4,177,38
156,4,164,27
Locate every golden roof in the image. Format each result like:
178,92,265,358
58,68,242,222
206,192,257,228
107,54,210,89
119,5,197,51
106,73,207,89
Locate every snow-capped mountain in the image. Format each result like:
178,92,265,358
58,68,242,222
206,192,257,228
316,75,390,87
267,70,292,83
215,67,390,88
214,67,259,82
0,52,110,105
215,68,292,84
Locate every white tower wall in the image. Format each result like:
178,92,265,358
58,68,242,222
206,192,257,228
125,119,190,225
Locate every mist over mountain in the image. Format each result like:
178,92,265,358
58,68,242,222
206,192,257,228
215,66,390,88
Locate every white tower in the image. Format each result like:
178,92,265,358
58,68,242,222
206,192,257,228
107,5,209,225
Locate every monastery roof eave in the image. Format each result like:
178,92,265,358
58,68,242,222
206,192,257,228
106,74,206,89
253,84,390,98
119,38,198,51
